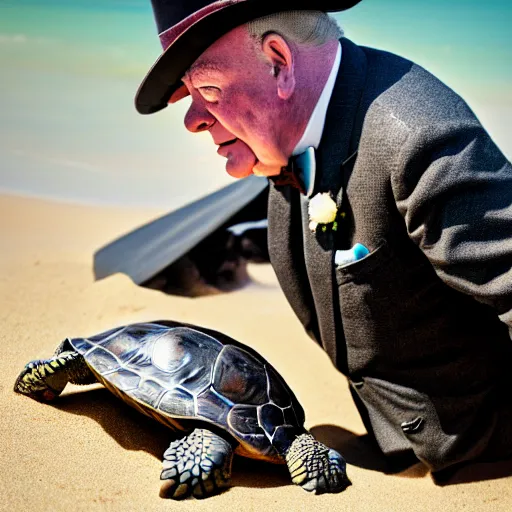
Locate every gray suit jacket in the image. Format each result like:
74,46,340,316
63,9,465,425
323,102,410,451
267,37,512,472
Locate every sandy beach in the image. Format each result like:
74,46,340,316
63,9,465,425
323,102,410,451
1,192,511,512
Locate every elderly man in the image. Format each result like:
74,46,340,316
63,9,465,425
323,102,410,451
136,0,512,480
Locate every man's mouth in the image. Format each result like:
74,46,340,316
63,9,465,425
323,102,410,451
216,137,258,178
218,138,237,148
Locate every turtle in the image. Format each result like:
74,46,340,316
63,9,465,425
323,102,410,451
14,320,350,499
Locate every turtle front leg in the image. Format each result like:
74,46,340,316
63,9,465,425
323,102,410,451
160,428,234,500
284,432,351,494
14,339,96,401
272,427,350,494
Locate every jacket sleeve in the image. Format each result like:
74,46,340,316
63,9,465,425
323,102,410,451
391,119,512,336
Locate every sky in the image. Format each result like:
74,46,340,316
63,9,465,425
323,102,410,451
338,0,511,104
0,0,510,208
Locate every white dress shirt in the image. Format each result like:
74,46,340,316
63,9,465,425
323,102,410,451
291,42,342,194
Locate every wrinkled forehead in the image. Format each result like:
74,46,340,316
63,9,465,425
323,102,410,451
188,58,226,79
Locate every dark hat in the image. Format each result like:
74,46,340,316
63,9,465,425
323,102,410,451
135,0,362,115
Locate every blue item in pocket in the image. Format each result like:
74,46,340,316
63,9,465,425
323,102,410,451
334,243,370,268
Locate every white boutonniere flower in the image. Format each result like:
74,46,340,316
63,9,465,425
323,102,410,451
308,192,339,232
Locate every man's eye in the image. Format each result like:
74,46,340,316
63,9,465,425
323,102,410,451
198,86,221,102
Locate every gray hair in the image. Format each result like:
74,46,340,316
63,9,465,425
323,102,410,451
246,10,343,47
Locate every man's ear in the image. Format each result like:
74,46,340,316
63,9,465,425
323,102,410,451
261,33,296,100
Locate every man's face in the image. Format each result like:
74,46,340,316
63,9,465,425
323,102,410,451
178,26,292,179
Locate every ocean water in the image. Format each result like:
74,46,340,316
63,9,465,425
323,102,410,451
1,0,510,209
0,0,235,209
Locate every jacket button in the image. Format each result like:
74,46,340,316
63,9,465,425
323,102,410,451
351,379,364,389
401,416,425,434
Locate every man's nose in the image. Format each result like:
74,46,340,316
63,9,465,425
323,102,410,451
184,101,215,133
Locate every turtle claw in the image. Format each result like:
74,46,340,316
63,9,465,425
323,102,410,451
286,433,351,495
303,448,351,495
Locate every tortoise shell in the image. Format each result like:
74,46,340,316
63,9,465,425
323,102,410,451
69,321,305,461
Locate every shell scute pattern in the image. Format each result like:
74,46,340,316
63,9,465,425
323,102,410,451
132,379,166,408
272,425,297,447
258,403,285,437
150,329,220,394
266,365,291,408
159,388,195,417
283,406,299,426
196,387,231,425
108,369,141,392
212,345,268,405
70,324,222,418
69,322,306,457
227,405,262,435
86,347,120,374
70,338,94,353
101,329,146,361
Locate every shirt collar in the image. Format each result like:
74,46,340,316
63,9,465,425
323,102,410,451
292,41,342,157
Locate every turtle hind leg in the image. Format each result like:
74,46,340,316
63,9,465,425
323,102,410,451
284,432,351,495
160,428,234,500
14,339,96,402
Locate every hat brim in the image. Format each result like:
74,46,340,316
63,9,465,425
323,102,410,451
135,0,362,115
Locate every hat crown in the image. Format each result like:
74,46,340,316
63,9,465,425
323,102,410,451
137,0,362,114
151,0,229,34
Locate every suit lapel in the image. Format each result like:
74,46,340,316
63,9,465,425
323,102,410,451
267,182,320,342
301,38,368,368
267,38,368,367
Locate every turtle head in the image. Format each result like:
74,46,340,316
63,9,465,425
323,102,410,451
14,360,65,402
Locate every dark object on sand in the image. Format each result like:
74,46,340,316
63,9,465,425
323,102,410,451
14,321,350,499
142,220,270,296
93,176,268,291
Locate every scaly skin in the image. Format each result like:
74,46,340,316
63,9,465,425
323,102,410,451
285,433,351,494
160,428,234,499
14,351,96,401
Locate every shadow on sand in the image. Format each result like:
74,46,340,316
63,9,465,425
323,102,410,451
311,424,512,485
311,424,427,477
52,387,290,491
49,387,512,492
46,387,512,492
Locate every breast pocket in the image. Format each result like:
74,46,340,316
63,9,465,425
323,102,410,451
334,239,442,376
334,240,391,278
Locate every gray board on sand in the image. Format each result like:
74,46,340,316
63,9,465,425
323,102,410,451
93,175,268,285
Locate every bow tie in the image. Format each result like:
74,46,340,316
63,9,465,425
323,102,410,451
269,147,316,196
